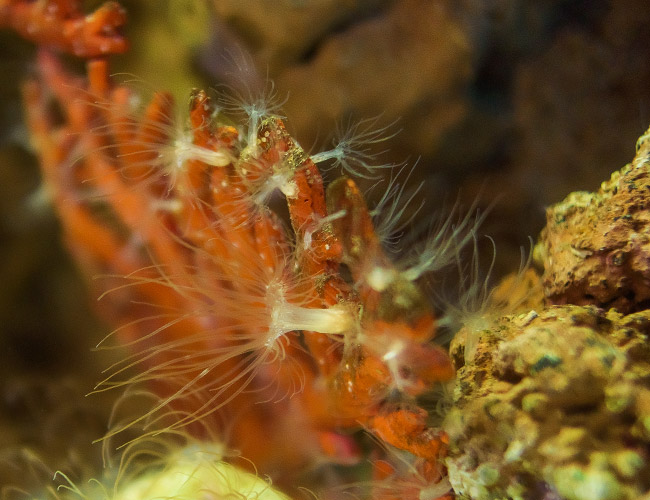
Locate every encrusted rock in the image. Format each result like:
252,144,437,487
535,126,650,313
444,305,650,500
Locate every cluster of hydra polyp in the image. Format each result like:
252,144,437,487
10,1,463,499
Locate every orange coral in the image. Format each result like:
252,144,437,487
0,0,127,57
10,1,456,497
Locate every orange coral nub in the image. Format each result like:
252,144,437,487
369,405,450,467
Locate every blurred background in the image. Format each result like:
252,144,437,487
0,0,649,492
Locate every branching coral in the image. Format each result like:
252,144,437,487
4,1,461,498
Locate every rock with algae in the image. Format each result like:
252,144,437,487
444,305,650,500
444,126,650,499
535,125,650,313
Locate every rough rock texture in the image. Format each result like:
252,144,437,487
444,305,650,500
535,126,650,313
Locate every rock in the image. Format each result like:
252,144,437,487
536,126,650,313
445,305,650,500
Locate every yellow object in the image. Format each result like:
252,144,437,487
55,444,292,500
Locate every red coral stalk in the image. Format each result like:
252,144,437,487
0,0,127,57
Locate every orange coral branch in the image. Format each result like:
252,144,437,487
0,0,127,57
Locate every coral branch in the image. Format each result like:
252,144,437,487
0,0,127,57
13,3,456,497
